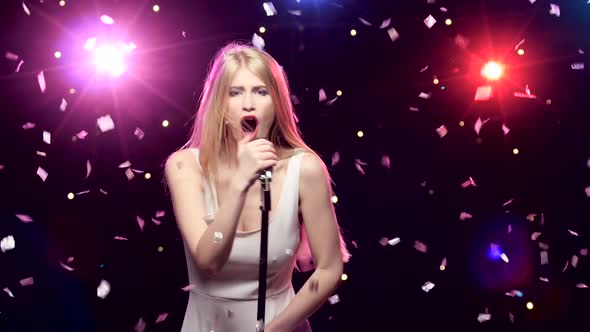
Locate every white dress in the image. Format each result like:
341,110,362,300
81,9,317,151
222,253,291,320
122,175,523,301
180,148,313,332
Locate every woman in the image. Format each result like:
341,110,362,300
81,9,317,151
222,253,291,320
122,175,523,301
164,41,351,331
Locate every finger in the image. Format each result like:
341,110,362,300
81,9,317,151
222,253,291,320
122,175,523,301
256,145,277,154
257,152,278,162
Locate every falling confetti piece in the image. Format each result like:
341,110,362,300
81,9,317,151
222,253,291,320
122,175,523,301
59,261,75,271
568,229,579,237
506,290,523,297
319,88,327,102
357,17,372,26
387,27,400,42
388,237,401,246
20,277,34,286
421,281,435,292
3,288,14,297
379,18,391,29
5,51,19,61
585,186,590,197
475,86,493,101
501,253,509,263
97,279,111,299
539,277,549,282
125,168,135,181
502,198,514,206
252,33,265,51
136,216,145,232
409,106,419,112
134,127,145,140
326,96,338,106
262,2,277,16
418,92,431,99
114,236,128,240
502,124,510,135
580,248,588,256
440,7,448,12
531,232,541,240
576,283,589,288
562,260,569,272
83,37,97,51
441,257,447,267
16,59,24,72
75,190,90,196
59,98,67,112
460,212,473,220
514,38,526,50
97,114,115,133
22,2,31,15
354,159,367,175
423,14,436,28
571,63,584,70
549,3,560,17
477,313,491,323
328,294,340,305
461,177,477,188
571,255,578,268
155,313,169,323
43,131,51,144
100,14,115,25
1,235,16,252
287,10,302,16
414,240,428,253
37,71,46,93
508,224,512,234
419,65,429,73
181,284,195,292
119,161,132,168
85,160,92,179
15,214,33,223
474,117,490,136
134,317,146,332
151,218,161,225
331,152,340,166
539,242,549,250
381,155,390,168
37,166,48,182
182,31,187,38
99,188,108,195
75,130,89,140
435,125,448,138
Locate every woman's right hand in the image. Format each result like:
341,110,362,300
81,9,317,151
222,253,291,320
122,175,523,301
234,133,278,191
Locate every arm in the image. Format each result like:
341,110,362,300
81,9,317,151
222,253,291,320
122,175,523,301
165,150,249,276
268,153,344,332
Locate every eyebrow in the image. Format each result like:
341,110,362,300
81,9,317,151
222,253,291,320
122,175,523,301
229,85,268,90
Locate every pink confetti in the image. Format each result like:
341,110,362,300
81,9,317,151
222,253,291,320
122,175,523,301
441,257,447,267
459,212,473,220
539,277,549,282
418,92,431,99
100,188,108,195
155,313,168,323
5,51,19,61
461,177,477,188
75,190,90,196
16,59,24,72
440,7,448,12
381,155,391,168
181,31,187,38
531,232,541,240
502,123,510,135
387,27,400,42
37,71,46,93
59,98,68,112
3,287,14,297
97,114,115,133
474,86,493,101
502,198,513,206
22,122,35,130
540,251,549,265
134,318,146,332
318,88,327,102
125,168,135,181
37,166,48,182
75,130,89,140
474,117,490,136
409,106,419,112
181,284,195,292
571,255,579,268
22,2,31,15
507,224,512,234
571,63,584,70
435,125,448,138
151,218,161,225
584,186,590,197
423,15,436,28
20,277,34,286
114,236,128,240
354,159,367,175
562,260,569,272
43,131,51,144
326,96,338,106
136,216,145,231
419,65,429,73
134,127,145,140
357,17,372,26
86,160,92,179
514,38,526,50
568,229,579,237
580,248,588,256
379,18,391,29
331,152,340,166
414,240,428,253
15,214,33,223
59,261,75,271
576,283,589,288
155,210,166,218
83,37,97,51
252,33,265,51
549,3,560,17
100,14,115,25
67,256,74,263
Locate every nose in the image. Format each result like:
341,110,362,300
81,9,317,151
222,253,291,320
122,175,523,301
242,92,255,112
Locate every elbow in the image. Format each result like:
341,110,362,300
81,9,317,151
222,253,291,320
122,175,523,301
192,251,219,278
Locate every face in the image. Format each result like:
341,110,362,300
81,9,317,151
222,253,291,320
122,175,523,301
225,67,275,142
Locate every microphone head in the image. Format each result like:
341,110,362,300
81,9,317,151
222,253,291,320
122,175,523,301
240,116,258,137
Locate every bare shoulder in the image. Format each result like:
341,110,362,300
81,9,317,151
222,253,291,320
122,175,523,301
165,149,201,181
299,152,327,179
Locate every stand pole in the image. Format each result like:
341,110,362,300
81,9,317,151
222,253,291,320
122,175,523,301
256,170,272,332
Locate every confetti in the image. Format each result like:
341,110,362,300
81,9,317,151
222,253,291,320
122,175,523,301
59,261,75,271
262,2,277,16
83,37,97,51
114,235,128,240
585,186,590,198
37,71,46,93
59,98,68,112
477,312,491,323
137,216,145,232
531,232,541,240
576,283,589,288
75,130,89,140
507,224,512,234
22,2,31,15
85,160,92,179
5,51,19,61
419,65,429,73
37,166,48,182
502,124,510,135
440,7,448,12
500,253,509,263
474,86,493,101
580,248,588,256
3,287,14,297
436,125,448,138
326,96,338,106
1,235,15,253
182,31,187,38
539,242,549,250
474,117,490,135
461,177,477,188
379,18,391,29
97,279,111,299
571,255,578,268
568,229,579,237
354,159,367,175
43,131,51,144
409,106,419,112
514,38,526,50
418,92,431,99
97,114,115,133
562,260,569,272
357,17,372,26
151,218,161,226
134,127,145,140
16,59,24,72
387,27,400,42
460,212,473,220
287,10,302,16
381,155,390,168
421,281,435,292
319,88,327,102
181,284,195,292
441,257,447,268
414,240,428,253
15,214,33,223
549,3,560,17
424,15,436,28
571,63,584,70
539,277,549,282
502,198,513,206
328,294,340,305
100,14,115,25
388,237,400,246
252,33,265,50
20,277,34,286
155,313,169,324
134,317,146,332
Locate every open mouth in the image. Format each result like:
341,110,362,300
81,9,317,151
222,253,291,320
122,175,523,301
240,116,258,134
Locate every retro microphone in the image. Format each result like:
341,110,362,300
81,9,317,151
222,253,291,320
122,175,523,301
241,115,272,332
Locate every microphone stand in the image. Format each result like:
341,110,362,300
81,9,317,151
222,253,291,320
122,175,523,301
256,169,272,332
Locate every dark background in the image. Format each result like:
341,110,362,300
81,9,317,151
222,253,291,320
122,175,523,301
1,0,589,331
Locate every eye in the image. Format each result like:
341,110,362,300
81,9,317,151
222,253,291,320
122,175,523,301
229,90,241,97
258,89,269,96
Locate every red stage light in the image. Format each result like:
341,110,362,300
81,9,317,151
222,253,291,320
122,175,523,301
481,61,504,81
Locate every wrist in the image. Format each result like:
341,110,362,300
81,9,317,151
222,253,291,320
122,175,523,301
230,175,251,194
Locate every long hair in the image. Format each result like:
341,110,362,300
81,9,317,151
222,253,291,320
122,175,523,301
169,41,350,271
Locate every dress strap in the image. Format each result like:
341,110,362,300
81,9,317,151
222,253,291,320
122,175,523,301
190,148,218,220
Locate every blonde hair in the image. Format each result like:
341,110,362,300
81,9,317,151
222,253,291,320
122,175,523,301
170,41,350,270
